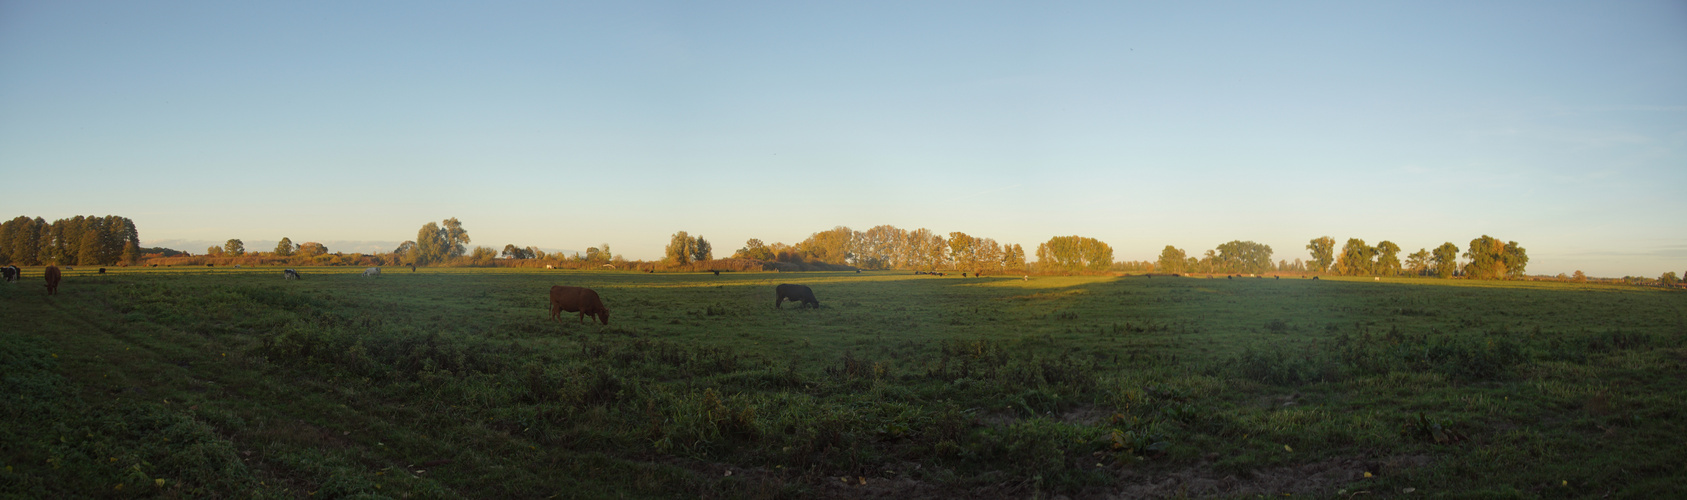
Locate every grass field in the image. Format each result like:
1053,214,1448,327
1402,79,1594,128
3,267,1684,498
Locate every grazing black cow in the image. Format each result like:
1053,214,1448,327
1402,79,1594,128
207,264,214,267
712,270,721,276
1,266,15,282
1312,276,1320,280
98,268,106,274
962,273,968,277
410,264,417,272
1227,275,1233,280
774,284,819,309
283,269,301,280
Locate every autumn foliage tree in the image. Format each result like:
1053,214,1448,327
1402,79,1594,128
733,239,775,261
1463,235,1528,280
297,242,328,258
1334,238,1376,276
666,231,698,265
1,215,138,266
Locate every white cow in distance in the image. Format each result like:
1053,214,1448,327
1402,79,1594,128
363,267,381,277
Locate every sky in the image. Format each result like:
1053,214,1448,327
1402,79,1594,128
1,1,1683,278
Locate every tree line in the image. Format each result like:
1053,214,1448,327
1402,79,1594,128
1302,235,1529,279
20,215,1659,284
698,225,1041,273
0,215,141,266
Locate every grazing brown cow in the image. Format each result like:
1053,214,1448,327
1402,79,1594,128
44,266,61,295
549,285,609,325
774,283,819,309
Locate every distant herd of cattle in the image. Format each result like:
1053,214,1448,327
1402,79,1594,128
9,267,1319,324
8,265,823,327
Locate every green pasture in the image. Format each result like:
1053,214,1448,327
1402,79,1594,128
2,267,1684,498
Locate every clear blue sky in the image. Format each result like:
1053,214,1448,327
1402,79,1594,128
2,1,1683,277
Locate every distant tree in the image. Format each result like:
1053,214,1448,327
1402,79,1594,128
393,241,416,262
1215,240,1273,274
977,238,1004,272
0,216,47,265
1432,243,1460,279
691,235,713,262
854,225,905,270
1156,246,1188,273
1405,249,1431,276
206,246,223,256
906,228,939,270
1659,272,1678,287
442,218,471,258
1002,243,1026,271
469,246,497,266
1036,236,1113,273
275,237,296,257
666,231,696,265
415,222,448,265
948,232,980,271
1502,241,1529,279
224,239,245,256
923,233,949,270
1375,241,1402,277
297,242,328,258
1463,235,1522,280
733,239,774,261
502,244,536,259
121,239,140,265
77,229,106,265
1306,237,1335,273
797,227,854,266
1335,238,1375,276
1572,270,1587,283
